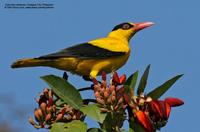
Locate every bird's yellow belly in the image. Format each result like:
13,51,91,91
74,54,130,77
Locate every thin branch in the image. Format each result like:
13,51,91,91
78,86,94,91
83,99,97,104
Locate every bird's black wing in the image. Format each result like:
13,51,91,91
38,43,126,59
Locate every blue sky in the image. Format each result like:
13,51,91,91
0,0,199,131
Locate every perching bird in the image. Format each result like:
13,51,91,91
11,22,154,78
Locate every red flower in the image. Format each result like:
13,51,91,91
135,110,153,132
150,98,184,120
165,97,184,107
112,72,126,85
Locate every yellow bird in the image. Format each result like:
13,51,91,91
11,22,154,78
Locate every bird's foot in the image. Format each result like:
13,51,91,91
63,72,68,80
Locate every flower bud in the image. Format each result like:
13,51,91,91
43,88,49,98
110,85,115,91
114,105,119,110
93,85,99,92
107,96,112,104
55,113,63,122
48,90,53,98
112,72,120,84
101,71,107,81
47,97,53,108
28,117,36,126
99,88,105,95
119,74,126,84
106,87,111,94
111,90,116,97
45,113,52,122
94,91,100,98
92,78,98,85
101,80,107,88
34,109,43,122
52,105,56,113
117,97,124,105
60,108,66,115
40,102,47,115
104,91,109,98
97,98,105,105
111,95,116,102
47,106,53,114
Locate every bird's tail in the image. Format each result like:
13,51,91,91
11,58,50,68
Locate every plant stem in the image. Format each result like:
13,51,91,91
78,87,94,91
83,99,97,104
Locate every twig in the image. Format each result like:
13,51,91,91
78,86,94,91
83,99,97,104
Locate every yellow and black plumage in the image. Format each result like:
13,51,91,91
11,22,154,78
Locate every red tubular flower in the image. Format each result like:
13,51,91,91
150,100,172,121
149,97,184,122
113,72,120,84
47,97,53,108
92,78,98,85
150,100,163,119
101,71,107,81
119,74,126,84
135,110,153,132
123,93,131,104
164,102,171,119
113,72,127,85
164,97,184,107
158,100,171,120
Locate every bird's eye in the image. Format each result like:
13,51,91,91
122,24,131,30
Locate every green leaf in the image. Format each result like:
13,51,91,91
51,121,87,132
55,99,65,106
87,128,103,132
102,111,126,131
147,74,183,99
41,75,83,109
137,65,151,95
80,104,106,123
124,71,138,96
51,122,66,132
65,120,87,132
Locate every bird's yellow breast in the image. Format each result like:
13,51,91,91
89,37,130,53
75,52,130,77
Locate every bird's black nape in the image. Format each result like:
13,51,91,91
112,22,133,31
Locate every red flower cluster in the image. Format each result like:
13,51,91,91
93,72,184,132
93,72,126,113
125,94,184,132
29,88,83,129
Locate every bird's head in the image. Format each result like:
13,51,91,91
108,22,154,41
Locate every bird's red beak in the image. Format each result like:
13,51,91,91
134,22,154,31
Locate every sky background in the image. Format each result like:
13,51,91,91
0,0,199,131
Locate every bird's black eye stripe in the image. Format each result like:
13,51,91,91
112,23,133,31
